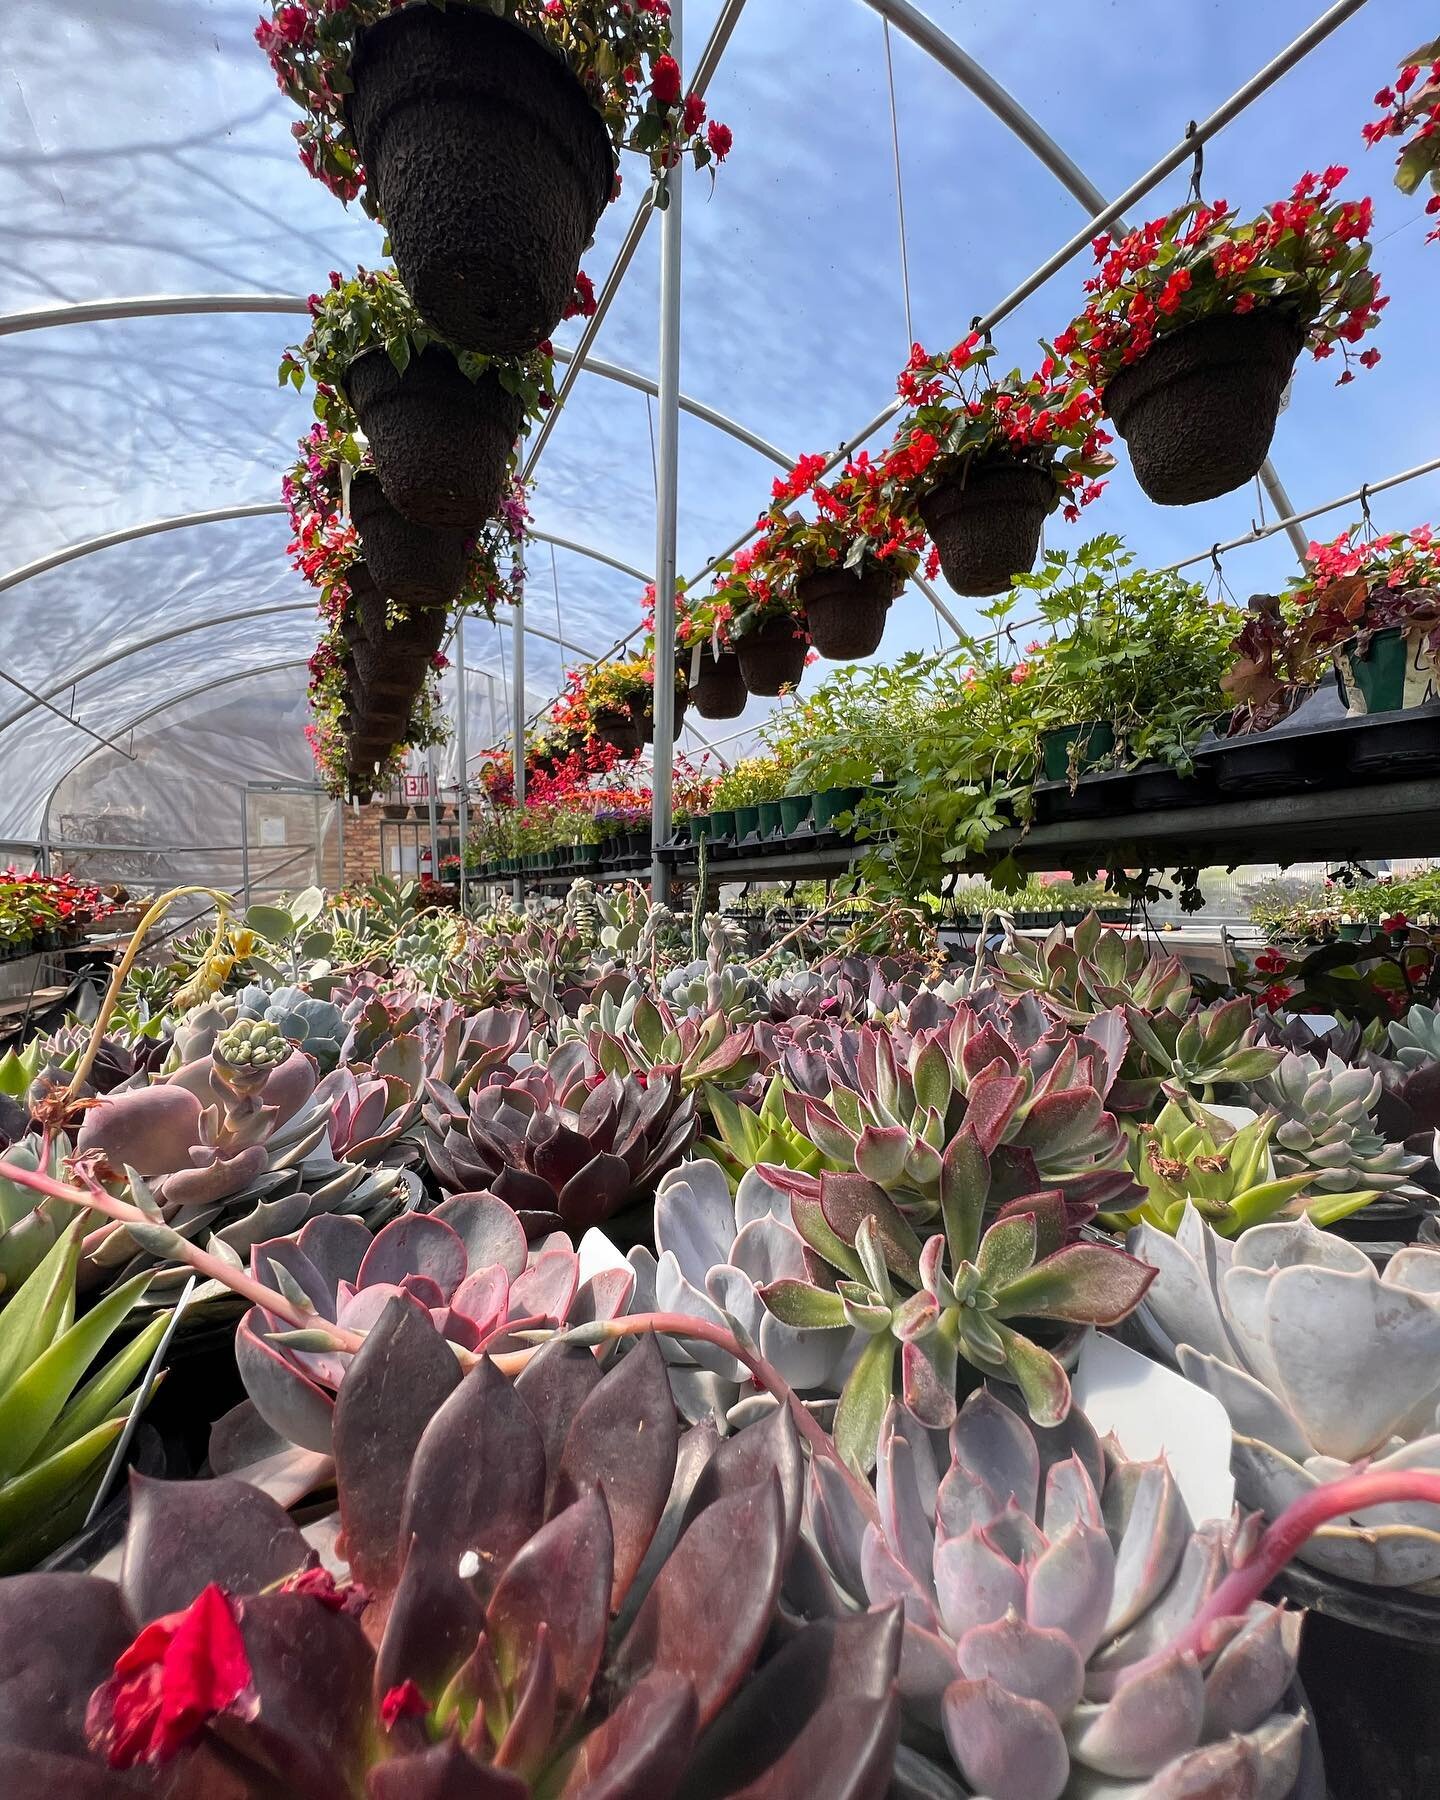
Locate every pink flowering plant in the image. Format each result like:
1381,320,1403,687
1364,39,1440,240
279,267,558,430
716,539,809,645
256,0,733,207
880,334,1113,524
755,449,940,587
1058,172,1387,386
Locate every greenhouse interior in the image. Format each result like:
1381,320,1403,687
3,0,1440,1794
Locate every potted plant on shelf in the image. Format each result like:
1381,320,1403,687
280,267,553,532
1058,170,1386,505
753,450,935,659
258,0,730,354
879,335,1111,596
1223,523,1440,739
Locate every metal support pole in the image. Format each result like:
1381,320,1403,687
650,0,684,905
512,554,527,909
456,613,470,917
335,797,345,890
425,746,440,887
239,794,252,909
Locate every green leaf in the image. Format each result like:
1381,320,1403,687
939,1129,989,1268
245,903,295,943
0,1270,153,1483
0,1418,125,1576
0,1223,81,1395
759,1280,848,1330
34,1312,168,1460
975,1214,1038,1292
994,1243,1155,1326
386,333,412,376
833,1331,895,1475
994,1323,1071,1427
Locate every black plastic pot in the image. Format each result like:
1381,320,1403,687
797,561,899,659
345,346,524,529
918,457,1058,597
1203,730,1331,797
1128,762,1212,810
346,4,614,355
1268,1559,1440,1800
349,472,469,608
1343,704,1440,777
1103,308,1305,506
1331,1192,1432,1246
623,828,648,858
735,620,808,696
689,646,748,719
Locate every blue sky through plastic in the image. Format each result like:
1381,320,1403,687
1,0,1437,841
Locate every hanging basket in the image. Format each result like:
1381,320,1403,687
735,619,808,697
640,696,688,745
354,582,448,660
346,5,614,356
351,640,426,709
589,706,644,756
918,458,1058,597
796,560,901,660
344,346,524,530
1102,308,1305,506
689,646,748,719
349,472,469,609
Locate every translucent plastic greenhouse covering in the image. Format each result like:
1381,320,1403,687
1,0,1436,895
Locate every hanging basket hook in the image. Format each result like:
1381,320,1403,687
1186,121,1204,206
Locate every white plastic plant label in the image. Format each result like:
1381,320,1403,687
1074,1331,1235,1525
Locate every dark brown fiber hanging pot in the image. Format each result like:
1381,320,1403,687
353,581,447,659
346,4,615,356
640,695,688,745
735,620,809,696
918,458,1058,598
590,707,644,756
1102,308,1305,505
349,472,469,609
797,560,901,660
689,646,748,719
344,346,524,529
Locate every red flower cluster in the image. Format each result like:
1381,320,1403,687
1363,48,1440,242
1060,176,1386,385
1254,946,1289,977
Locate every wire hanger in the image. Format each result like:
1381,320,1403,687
1185,121,1204,206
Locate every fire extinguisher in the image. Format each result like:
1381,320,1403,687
419,842,434,881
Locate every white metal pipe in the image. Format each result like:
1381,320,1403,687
651,3,684,904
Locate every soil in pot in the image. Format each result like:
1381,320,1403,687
797,561,900,660
735,620,808,696
918,457,1058,597
1268,1560,1440,1800
350,471,469,609
1040,721,1116,784
1103,308,1305,506
689,646,748,719
346,5,614,356
345,346,524,529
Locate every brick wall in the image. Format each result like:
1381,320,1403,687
341,804,385,888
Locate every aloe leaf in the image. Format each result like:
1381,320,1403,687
34,1311,169,1460
0,1417,125,1575
1304,1188,1382,1230
1226,1172,1322,1232
0,1269,153,1483
0,1222,82,1395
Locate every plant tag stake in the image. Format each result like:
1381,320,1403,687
83,1275,198,1529
1073,1330,1235,1524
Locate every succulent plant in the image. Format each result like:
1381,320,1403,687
233,1197,636,1455
1132,1205,1440,1587
422,1049,698,1235
626,1159,853,1425
0,1321,902,1798
995,911,1192,1025
68,1035,415,1298
779,994,1140,1226
1100,1097,1354,1238
233,983,347,1071
659,957,768,1023
0,1134,72,1294
574,983,768,1093
1121,996,1285,1111
1374,1000,1440,1145
811,1387,1316,1800
0,1221,170,1574
1257,1049,1425,1196
698,1072,843,1186
758,1132,1156,1464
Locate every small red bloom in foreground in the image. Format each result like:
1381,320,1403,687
706,119,733,161
86,1584,252,1770
1261,981,1295,1010
381,1680,433,1731
279,1563,371,1618
1254,947,1289,977
1382,912,1409,934
649,53,682,106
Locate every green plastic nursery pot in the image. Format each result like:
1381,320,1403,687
576,843,601,866
734,804,761,840
812,786,864,830
1337,626,1437,716
779,793,813,833
709,809,737,842
758,801,784,838
1041,721,1116,784
1338,922,1368,942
